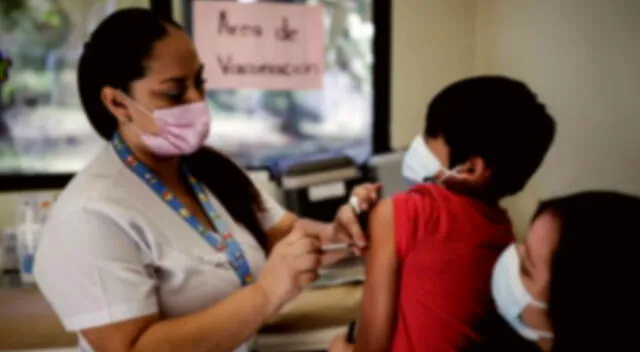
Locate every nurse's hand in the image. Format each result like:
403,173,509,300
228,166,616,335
257,219,323,315
331,183,382,256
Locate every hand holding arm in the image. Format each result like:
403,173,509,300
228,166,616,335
322,183,382,266
263,183,382,266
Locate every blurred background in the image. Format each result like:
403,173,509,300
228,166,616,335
0,0,374,173
2,0,640,351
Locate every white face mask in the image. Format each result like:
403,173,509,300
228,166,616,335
402,135,457,186
491,244,554,341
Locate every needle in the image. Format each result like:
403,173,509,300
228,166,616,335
321,243,355,252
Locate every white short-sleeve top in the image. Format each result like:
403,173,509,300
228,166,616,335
34,145,286,352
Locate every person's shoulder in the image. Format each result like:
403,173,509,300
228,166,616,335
363,197,395,243
366,197,397,254
49,145,136,222
394,183,452,201
369,197,394,223
405,183,469,201
396,184,502,219
391,183,446,216
38,187,143,280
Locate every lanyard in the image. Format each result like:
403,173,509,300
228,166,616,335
112,134,254,286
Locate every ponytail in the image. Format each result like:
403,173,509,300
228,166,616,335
77,44,119,140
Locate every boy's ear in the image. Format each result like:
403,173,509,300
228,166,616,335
438,156,492,192
464,156,491,185
461,156,492,186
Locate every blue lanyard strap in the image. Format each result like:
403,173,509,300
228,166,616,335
112,134,254,286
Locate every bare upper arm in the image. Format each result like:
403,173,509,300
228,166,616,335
264,211,298,249
81,314,158,352
354,197,399,352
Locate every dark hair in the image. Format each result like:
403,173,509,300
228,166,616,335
532,191,640,352
78,8,268,249
425,76,556,199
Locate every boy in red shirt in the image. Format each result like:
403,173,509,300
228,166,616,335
330,76,556,352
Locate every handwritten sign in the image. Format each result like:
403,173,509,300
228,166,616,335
193,1,324,90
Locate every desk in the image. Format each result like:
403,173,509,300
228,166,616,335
2,349,76,352
257,284,362,351
0,262,363,351
0,277,76,350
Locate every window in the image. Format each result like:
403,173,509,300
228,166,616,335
0,0,150,174
179,0,375,168
0,0,385,182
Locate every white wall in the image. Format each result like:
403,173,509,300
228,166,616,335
475,0,640,235
390,0,640,236
0,193,17,231
391,0,477,149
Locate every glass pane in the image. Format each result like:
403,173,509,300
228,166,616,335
0,0,374,175
184,0,374,168
0,0,149,174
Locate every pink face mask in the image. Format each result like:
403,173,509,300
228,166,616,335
121,93,211,156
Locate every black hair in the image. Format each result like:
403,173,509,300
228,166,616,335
425,76,556,199
78,8,268,249
532,191,640,352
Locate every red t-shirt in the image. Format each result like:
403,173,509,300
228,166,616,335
390,184,514,352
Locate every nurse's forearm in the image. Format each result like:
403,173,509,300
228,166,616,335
133,283,274,352
265,213,333,248
266,214,344,266
265,212,298,249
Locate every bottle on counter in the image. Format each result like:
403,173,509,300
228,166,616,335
16,199,43,284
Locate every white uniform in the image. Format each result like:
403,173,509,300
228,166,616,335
34,145,286,352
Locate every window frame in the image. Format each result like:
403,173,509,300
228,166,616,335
0,0,391,191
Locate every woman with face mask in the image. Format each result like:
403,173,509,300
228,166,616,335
491,191,640,352
33,8,370,352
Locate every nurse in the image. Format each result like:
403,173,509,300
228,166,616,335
34,8,373,352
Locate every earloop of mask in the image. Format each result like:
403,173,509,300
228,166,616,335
117,90,157,135
528,299,548,310
436,164,464,184
118,90,154,120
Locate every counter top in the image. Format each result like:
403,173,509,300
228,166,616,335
0,283,76,350
3,349,77,352
0,259,363,351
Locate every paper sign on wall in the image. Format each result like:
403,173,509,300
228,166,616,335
193,1,325,90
